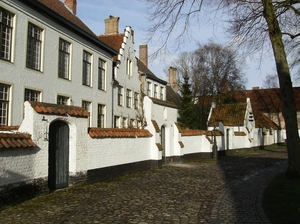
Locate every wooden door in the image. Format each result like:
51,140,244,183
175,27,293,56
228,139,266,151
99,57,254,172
48,120,69,190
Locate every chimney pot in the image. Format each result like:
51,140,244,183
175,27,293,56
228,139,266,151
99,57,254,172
65,0,77,15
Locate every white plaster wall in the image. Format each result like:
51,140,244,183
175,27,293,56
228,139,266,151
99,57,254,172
87,137,151,170
113,26,141,125
1,1,114,127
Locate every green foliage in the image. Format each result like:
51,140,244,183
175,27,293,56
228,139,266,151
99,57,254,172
178,76,199,129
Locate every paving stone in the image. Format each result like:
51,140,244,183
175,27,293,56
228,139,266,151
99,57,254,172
0,149,287,224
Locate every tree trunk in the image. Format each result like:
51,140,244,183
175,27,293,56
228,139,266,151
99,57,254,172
262,0,300,176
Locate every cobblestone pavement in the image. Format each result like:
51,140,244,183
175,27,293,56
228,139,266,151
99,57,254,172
0,149,287,224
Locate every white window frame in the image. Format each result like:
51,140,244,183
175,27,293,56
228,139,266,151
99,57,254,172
58,38,70,79
24,88,40,102
0,83,10,126
82,50,92,86
98,58,106,90
0,7,13,61
57,95,69,105
97,104,105,128
26,22,43,70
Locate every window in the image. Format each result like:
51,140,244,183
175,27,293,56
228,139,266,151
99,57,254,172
147,81,151,96
82,51,91,86
126,59,132,76
57,95,69,105
114,116,120,128
130,119,136,128
82,101,91,126
160,86,164,100
134,92,139,109
0,83,10,126
126,89,132,108
0,7,13,61
154,84,158,98
122,117,127,128
118,85,123,106
58,39,70,79
98,58,106,90
26,23,43,70
97,104,105,128
24,89,40,102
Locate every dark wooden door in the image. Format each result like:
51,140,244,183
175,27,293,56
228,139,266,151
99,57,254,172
49,120,69,190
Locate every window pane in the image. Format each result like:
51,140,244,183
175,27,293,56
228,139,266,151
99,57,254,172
0,83,9,125
83,51,91,86
58,39,70,79
98,59,106,90
26,23,42,70
24,89,40,102
0,7,13,61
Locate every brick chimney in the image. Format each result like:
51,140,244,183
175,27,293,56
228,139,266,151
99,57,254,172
139,45,148,67
168,67,178,91
64,0,77,15
104,16,119,35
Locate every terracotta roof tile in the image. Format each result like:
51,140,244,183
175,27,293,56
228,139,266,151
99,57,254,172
0,133,36,149
178,141,184,148
151,120,160,133
98,34,124,61
181,129,203,136
254,110,280,129
208,103,247,127
156,143,163,151
233,87,300,112
0,126,19,131
234,132,247,136
38,0,95,37
29,101,89,118
88,128,153,138
150,97,178,109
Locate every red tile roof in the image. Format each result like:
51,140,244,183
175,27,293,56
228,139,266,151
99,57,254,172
37,0,95,36
151,120,160,133
0,126,19,131
150,97,178,109
0,133,35,149
233,87,300,112
98,34,124,61
29,101,89,118
88,128,153,138
254,110,280,129
234,131,247,136
208,103,247,127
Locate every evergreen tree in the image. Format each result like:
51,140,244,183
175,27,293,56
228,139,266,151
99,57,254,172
178,76,198,129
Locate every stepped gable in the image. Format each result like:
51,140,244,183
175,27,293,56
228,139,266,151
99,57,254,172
29,101,89,118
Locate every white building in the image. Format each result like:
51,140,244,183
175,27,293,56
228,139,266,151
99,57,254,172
99,16,141,128
1,0,117,128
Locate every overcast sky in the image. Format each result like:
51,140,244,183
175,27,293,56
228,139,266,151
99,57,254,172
72,0,278,89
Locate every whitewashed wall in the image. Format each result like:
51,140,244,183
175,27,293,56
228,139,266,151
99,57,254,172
1,1,114,127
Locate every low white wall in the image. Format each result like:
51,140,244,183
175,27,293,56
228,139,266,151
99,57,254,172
87,137,152,170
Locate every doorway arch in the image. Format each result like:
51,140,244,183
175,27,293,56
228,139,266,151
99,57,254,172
48,120,69,190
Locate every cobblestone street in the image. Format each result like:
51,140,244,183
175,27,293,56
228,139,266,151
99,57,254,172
0,149,287,224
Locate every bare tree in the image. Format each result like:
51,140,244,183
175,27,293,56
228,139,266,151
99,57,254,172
262,74,279,88
142,0,300,176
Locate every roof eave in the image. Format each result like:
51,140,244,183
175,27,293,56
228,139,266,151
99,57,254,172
19,0,118,56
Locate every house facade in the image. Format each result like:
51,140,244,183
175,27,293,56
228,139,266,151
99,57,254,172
99,16,141,128
1,0,117,128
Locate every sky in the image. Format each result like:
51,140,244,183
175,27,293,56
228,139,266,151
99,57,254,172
72,0,278,90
